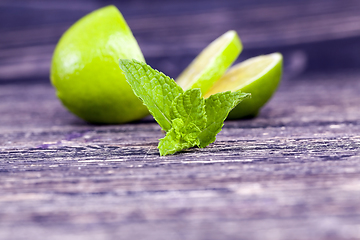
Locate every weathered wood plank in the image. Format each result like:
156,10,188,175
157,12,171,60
0,72,360,239
2,0,360,80
1,1,360,239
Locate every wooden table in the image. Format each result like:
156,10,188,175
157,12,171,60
1,1,360,239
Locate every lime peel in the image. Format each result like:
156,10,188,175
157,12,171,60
50,5,148,124
204,53,283,119
176,30,242,95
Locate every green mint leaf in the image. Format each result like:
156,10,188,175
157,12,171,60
198,90,250,147
170,88,207,131
119,59,251,156
119,59,183,132
159,89,206,156
158,118,201,156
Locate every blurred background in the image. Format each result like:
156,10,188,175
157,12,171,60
1,0,360,83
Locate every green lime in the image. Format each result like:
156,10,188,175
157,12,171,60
204,53,283,119
50,5,149,124
176,30,242,95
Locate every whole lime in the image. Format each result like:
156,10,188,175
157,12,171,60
50,5,149,124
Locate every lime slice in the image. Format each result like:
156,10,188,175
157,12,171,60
204,53,283,119
176,30,242,95
50,5,149,124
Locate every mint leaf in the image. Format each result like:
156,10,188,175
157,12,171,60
158,118,201,156
119,59,183,132
170,88,207,131
119,59,251,156
158,89,207,156
198,91,250,147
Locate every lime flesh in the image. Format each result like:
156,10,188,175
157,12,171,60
204,53,283,119
50,5,148,124
176,30,242,95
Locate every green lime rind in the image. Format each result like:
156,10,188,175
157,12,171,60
227,53,283,119
176,30,242,95
50,5,148,124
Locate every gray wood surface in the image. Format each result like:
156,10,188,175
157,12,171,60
2,0,360,81
1,72,360,240
1,0,360,239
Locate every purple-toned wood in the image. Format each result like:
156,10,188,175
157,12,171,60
1,0,360,81
0,72,360,239
1,1,360,239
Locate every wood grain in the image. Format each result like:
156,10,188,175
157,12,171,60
1,1,360,239
2,0,360,81
0,72,360,239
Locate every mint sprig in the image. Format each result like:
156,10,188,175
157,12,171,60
119,59,250,156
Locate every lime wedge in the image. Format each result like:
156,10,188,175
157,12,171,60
204,53,283,119
51,6,148,124
176,30,242,95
